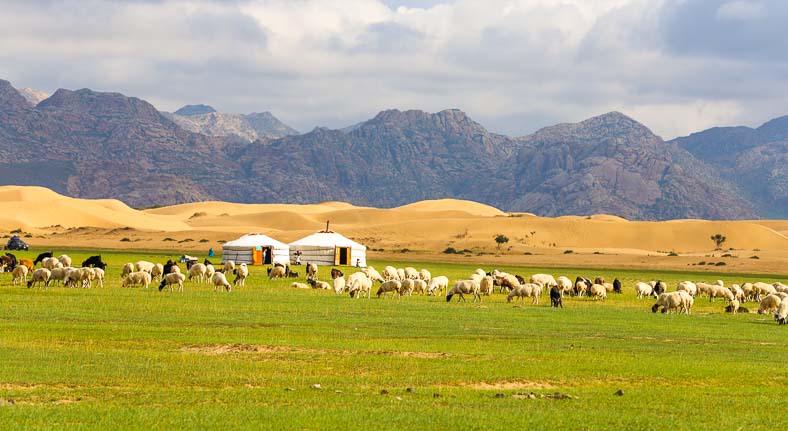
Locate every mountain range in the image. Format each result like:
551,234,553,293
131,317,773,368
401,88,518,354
0,79,784,220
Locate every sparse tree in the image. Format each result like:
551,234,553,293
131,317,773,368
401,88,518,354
710,234,726,249
494,234,509,251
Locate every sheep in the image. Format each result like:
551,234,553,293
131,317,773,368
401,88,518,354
159,272,186,292
740,283,755,301
556,276,573,297
776,292,788,302
362,266,385,283
11,265,28,285
306,263,318,280
212,272,232,292
678,291,694,314
654,280,667,295
773,282,788,293
396,268,406,281
27,268,51,289
612,278,622,294
496,273,520,293
530,273,557,289
550,286,563,308
134,261,155,274
151,263,164,281
427,276,449,296
382,266,399,281
62,268,80,288
412,279,427,295
41,257,60,270
446,280,481,303
775,300,788,325
91,267,105,288
58,254,72,268
676,281,697,297
291,282,311,289
696,282,715,298
758,294,782,315
594,276,605,285
418,269,431,283
347,273,372,299
708,286,734,302
480,276,495,296
184,262,206,283
205,264,216,282
170,264,181,274
333,276,346,294
403,267,419,280
602,282,615,293
589,284,607,301
307,279,331,290
400,279,416,296
122,271,152,289
729,284,746,302
652,292,688,315
635,282,655,299
507,283,541,304
120,263,134,278
728,299,740,315
223,261,236,274
232,263,248,287
574,277,591,297
753,282,776,301
268,265,286,279
377,280,402,298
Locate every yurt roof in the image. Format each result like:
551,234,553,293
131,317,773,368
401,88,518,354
289,231,366,249
223,233,288,248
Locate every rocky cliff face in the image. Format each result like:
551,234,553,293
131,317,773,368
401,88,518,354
17,88,49,106
0,79,779,219
165,105,298,142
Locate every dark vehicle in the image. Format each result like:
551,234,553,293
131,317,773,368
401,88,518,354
4,236,28,251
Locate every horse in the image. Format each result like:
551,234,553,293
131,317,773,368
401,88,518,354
82,255,107,269
33,251,53,266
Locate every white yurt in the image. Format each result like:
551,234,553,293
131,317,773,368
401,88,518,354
222,233,290,265
289,229,366,267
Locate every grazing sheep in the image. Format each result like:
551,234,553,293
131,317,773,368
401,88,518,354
696,282,715,298
678,291,694,314
728,299,740,315
347,273,372,299
480,276,495,296
676,281,697,297
427,276,449,296
574,277,592,297
205,264,216,282
403,267,419,280
708,286,734,302
507,283,541,304
120,263,134,278
774,300,788,325
446,280,481,303
92,268,105,288
776,292,788,302
652,292,688,314
186,263,207,283
307,279,331,290
223,261,236,274
11,265,28,285
62,268,80,288
612,278,622,294
418,269,431,283
377,280,402,298
556,276,573,297
396,268,406,281
773,282,788,293
382,266,399,281
412,279,427,295
212,272,232,292
362,266,385,283
729,284,746,302
589,284,607,301
232,263,248,287
530,273,557,289
741,283,755,301
602,282,615,293
635,282,655,299
496,273,520,293
291,282,311,289
550,286,563,308
58,254,72,268
151,263,164,281
333,276,346,294
400,279,416,296
473,268,487,278
594,276,605,285
27,268,51,289
753,282,776,301
159,272,186,292
122,271,152,289
135,261,155,274
758,294,782,314
306,263,318,280
268,265,286,279
654,280,667,295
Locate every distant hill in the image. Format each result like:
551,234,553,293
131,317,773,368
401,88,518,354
17,87,48,106
0,79,780,219
165,105,298,142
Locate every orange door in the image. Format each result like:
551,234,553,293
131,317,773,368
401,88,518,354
253,247,263,265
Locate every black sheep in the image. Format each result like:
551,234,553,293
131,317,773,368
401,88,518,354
550,286,563,308
613,278,622,294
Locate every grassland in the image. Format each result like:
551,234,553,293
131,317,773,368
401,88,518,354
0,249,786,430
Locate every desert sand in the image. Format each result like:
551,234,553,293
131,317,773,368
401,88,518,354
1,186,786,273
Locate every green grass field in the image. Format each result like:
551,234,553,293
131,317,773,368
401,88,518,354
0,249,786,430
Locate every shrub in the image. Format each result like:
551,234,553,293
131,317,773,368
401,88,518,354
593,251,603,255
668,252,679,257
750,255,760,259
24,234,32,238
715,262,726,266
721,253,732,258
10,228,22,234
199,239,209,243
189,212,208,219
178,239,194,243
217,240,226,244
563,250,574,254
163,238,175,242
523,252,533,256
697,261,706,265
443,247,458,254
399,248,410,253
120,237,131,242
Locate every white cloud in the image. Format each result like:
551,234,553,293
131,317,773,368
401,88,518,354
0,0,786,139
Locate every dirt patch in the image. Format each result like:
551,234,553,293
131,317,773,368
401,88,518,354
370,350,450,359
461,380,555,390
181,344,452,359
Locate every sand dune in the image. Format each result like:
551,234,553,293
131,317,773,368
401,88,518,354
1,186,787,272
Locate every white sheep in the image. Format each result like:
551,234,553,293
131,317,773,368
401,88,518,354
758,294,782,314
400,279,416,296
396,268,406,281
589,284,607,301
160,272,186,292
772,282,788,293
728,299,740,315
729,284,746,302
708,286,734,302
212,271,232,292
403,267,419,280
188,263,208,283
362,266,385,283
753,282,776,301
27,268,51,289
151,263,164,281
774,300,788,325
91,267,105,288
418,269,431,283
291,282,311,289
135,260,155,274
122,271,152,289
556,276,573,297
496,273,520,293
480,276,495,296
530,273,557,288
676,281,697,297
223,261,235,274
377,280,402,298
575,279,589,297
382,266,400,281
446,280,481,303
412,279,427,295
268,266,286,279
170,265,181,274
308,279,331,290
474,269,486,278
635,282,655,299
652,292,688,314
232,263,248,287
333,276,346,294
205,264,216,282
507,283,541,304
11,265,28,285
121,263,134,278
347,273,372,299
58,254,72,268
741,283,755,301
41,257,59,270
306,263,318,280
427,276,449,296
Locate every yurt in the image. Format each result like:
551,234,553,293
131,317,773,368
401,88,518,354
222,233,289,265
289,230,366,267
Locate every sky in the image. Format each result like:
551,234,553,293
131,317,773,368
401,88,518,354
1,0,787,139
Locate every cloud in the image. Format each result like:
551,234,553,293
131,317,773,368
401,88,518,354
0,0,787,139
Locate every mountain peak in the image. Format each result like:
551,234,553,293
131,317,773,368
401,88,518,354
18,88,49,106
0,80,34,114
174,104,217,116
37,88,164,122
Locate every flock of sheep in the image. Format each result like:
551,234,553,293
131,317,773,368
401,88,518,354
5,254,787,325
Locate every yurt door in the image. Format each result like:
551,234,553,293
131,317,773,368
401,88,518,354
253,247,263,265
335,247,350,265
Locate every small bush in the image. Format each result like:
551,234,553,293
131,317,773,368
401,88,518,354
178,239,194,243
217,240,226,244
163,238,175,242
563,250,574,254
523,252,533,256
750,255,760,259
189,212,208,219
199,239,209,243
721,253,732,258
24,234,32,238
668,252,679,257
10,228,22,234
715,262,726,266
593,251,602,255
399,248,410,253
461,249,472,254
443,247,458,254
120,237,131,242
697,261,706,265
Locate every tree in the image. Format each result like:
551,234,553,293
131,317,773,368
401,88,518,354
494,234,509,251
710,233,726,249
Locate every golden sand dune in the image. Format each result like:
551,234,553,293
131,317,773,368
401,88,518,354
1,186,787,273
